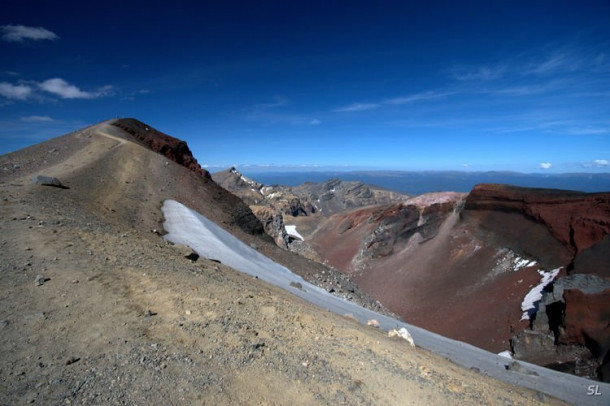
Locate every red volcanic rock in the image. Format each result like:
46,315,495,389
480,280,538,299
465,184,610,254
113,118,210,179
560,288,610,353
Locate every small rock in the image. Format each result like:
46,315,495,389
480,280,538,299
145,310,157,317
35,275,45,286
33,175,69,189
388,327,415,347
504,361,539,376
289,281,303,290
65,357,80,365
366,319,380,328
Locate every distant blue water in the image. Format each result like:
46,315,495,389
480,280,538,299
239,171,610,195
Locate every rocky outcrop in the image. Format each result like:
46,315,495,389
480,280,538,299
212,168,313,216
466,184,610,255
250,205,290,249
511,274,610,381
351,193,464,269
113,118,210,179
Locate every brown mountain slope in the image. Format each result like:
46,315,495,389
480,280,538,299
0,119,561,404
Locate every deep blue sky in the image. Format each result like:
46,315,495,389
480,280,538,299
1,1,609,173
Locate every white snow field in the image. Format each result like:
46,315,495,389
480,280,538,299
162,200,609,405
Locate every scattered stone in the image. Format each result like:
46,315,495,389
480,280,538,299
0,320,8,328
33,175,69,189
388,327,415,347
504,361,539,376
65,357,80,366
35,275,46,286
144,310,157,317
366,319,380,328
252,341,265,350
343,313,358,322
289,281,303,290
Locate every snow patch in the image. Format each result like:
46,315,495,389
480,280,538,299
520,267,561,321
514,256,537,271
285,225,304,241
162,200,310,290
498,350,513,359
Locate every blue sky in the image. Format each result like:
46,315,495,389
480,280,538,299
1,1,609,173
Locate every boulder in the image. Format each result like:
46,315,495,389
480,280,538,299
511,329,556,363
33,175,69,189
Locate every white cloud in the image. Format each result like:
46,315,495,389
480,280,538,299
39,78,112,99
334,103,379,112
564,127,609,135
0,82,33,100
387,91,456,105
1,24,59,42
309,119,321,125
539,162,552,169
20,115,54,122
451,65,506,81
594,159,609,167
527,52,580,75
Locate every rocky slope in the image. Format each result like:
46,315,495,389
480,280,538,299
296,184,610,381
212,167,410,257
0,119,562,404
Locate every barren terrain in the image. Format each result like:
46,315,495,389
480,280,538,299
0,120,569,404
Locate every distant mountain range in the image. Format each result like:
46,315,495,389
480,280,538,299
242,170,610,195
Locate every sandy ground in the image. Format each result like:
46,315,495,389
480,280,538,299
0,122,564,405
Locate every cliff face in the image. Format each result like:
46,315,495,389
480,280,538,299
113,118,210,179
466,184,610,255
